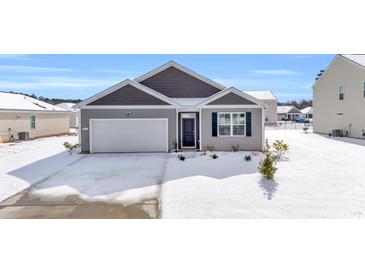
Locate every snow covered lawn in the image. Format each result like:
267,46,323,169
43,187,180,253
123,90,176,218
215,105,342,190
161,130,365,218
0,135,79,202
2,129,365,218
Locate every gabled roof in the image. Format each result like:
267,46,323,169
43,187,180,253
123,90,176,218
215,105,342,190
0,92,69,112
340,54,365,67
300,106,313,114
134,60,226,90
277,105,301,114
56,102,78,112
76,79,181,107
245,90,277,101
196,87,266,108
313,54,365,88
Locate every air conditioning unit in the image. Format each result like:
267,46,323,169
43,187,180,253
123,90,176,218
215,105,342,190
17,131,30,141
332,129,344,137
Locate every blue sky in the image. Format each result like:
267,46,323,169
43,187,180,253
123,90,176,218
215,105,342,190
0,54,334,101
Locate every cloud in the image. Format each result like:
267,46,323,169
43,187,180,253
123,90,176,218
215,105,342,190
252,69,300,75
0,54,38,61
0,65,72,73
0,76,120,91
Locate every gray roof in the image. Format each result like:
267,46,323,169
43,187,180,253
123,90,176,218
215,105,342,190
341,54,365,67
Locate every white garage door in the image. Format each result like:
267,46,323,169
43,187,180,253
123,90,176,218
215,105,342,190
90,119,168,153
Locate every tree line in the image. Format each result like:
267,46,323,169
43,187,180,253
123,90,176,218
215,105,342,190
4,91,82,105
278,99,312,109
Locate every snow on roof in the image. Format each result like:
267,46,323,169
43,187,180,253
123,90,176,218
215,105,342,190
245,90,277,101
171,98,207,106
0,92,68,112
341,54,365,67
56,102,78,111
300,107,313,114
277,105,301,114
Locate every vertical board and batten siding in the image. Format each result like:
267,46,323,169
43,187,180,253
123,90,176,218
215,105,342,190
201,108,263,151
88,84,169,105
207,92,256,105
80,108,177,152
140,67,222,98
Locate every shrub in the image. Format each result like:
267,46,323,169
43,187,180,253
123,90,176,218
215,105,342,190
244,155,252,161
178,154,186,161
258,143,277,179
210,153,219,159
303,126,309,133
204,145,215,153
272,139,289,160
232,144,240,152
63,142,79,154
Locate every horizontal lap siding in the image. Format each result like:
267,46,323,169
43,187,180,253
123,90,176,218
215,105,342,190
201,108,263,151
80,108,177,152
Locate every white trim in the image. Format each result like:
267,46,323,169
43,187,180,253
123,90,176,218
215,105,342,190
81,105,176,109
199,107,202,151
175,108,179,151
261,108,265,149
89,118,169,153
200,104,263,109
338,85,345,101
180,114,196,149
196,87,266,108
78,109,81,144
134,60,226,90
217,112,246,137
77,79,181,108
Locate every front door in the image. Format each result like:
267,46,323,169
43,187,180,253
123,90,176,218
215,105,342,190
182,118,195,147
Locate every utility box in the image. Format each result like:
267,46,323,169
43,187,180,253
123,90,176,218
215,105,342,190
18,131,30,141
332,129,344,137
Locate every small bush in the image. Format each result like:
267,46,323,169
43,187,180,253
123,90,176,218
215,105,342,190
303,126,309,133
258,143,277,179
63,142,79,154
204,145,215,153
232,144,240,152
210,153,219,159
272,139,289,160
244,155,252,161
178,154,186,161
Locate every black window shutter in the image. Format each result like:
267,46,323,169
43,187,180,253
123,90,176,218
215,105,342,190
212,112,217,137
246,112,252,137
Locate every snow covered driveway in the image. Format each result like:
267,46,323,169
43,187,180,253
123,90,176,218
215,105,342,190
160,130,365,218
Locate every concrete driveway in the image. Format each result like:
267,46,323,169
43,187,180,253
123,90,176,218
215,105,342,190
0,151,168,218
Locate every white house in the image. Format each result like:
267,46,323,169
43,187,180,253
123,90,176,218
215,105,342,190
300,107,313,119
0,92,71,143
246,91,277,125
277,105,302,121
313,54,365,138
56,102,79,128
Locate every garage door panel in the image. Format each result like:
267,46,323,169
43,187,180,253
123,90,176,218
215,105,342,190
90,119,168,153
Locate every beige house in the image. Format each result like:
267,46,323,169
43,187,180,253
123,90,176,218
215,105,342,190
313,54,365,138
246,91,277,125
56,102,79,128
0,92,71,143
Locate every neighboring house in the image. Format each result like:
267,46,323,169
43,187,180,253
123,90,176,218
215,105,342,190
0,92,71,143
277,106,302,121
313,54,365,138
300,107,313,119
56,102,79,128
77,61,266,153
246,91,277,125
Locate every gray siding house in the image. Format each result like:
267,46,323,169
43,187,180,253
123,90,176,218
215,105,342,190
77,61,266,153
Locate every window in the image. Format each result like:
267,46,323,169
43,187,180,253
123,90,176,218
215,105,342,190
339,85,344,100
218,112,245,136
31,115,36,129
